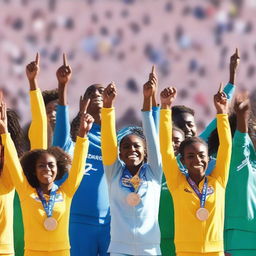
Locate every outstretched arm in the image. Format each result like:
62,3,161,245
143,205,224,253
200,49,240,141
101,82,118,167
211,84,232,187
62,111,92,197
142,69,162,179
159,87,181,191
52,53,73,150
0,100,28,194
26,53,48,149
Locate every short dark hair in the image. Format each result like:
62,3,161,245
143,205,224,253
118,126,147,162
179,136,208,158
20,147,71,188
172,105,195,118
42,89,58,106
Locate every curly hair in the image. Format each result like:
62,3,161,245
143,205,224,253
42,89,58,106
179,136,208,159
20,147,72,188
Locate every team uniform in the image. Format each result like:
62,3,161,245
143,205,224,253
101,108,162,255
160,109,231,256
2,132,88,256
224,131,256,255
158,83,235,256
53,105,110,256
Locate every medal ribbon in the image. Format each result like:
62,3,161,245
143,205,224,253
120,164,147,193
36,183,58,217
187,177,208,208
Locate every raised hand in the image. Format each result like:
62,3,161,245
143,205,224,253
26,53,40,86
103,82,117,108
213,83,228,114
79,96,91,115
0,93,8,135
234,92,250,115
160,87,177,109
229,48,240,84
78,113,94,138
56,53,72,86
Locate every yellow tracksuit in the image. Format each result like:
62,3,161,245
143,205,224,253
159,109,231,255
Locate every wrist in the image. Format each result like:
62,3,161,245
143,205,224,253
161,103,171,109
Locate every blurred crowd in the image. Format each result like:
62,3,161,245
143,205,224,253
0,0,256,131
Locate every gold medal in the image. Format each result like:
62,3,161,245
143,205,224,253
44,217,58,231
196,208,209,221
126,192,141,206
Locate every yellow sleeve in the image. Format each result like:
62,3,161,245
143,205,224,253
101,107,118,166
1,133,28,195
159,109,180,191
61,136,89,197
210,114,232,187
0,165,14,195
28,89,48,150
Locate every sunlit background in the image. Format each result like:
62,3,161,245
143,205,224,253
0,0,256,131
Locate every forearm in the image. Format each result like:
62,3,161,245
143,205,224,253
28,79,38,91
213,114,232,186
101,107,118,165
29,89,47,150
142,97,152,112
58,84,68,106
1,133,26,193
62,137,89,197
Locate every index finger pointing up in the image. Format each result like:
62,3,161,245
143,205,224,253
83,98,91,113
35,52,40,65
218,82,223,93
63,53,67,66
151,65,155,74
235,48,240,58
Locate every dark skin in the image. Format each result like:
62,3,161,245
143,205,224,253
57,54,104,126
161,83,228,186
0,97,94,194
26,52,40,91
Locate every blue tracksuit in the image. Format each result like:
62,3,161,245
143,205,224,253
53,105,110,256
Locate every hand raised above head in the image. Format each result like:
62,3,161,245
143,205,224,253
234,91,250,115
26,52,40,81
103,82,117,108
230,48,240,72
214,83,228,114
56,53,72,86
78,112,94,137
160,87,177,108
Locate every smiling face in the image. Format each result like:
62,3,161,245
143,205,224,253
119,134,146,171
84,84,105,115
173,112,197,138
35,153,58,187
181,142,209,179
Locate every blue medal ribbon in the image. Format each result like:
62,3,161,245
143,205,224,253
120,164,147,193
187,177,208,208
36,183,58,217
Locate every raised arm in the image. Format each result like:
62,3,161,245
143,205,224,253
101,82,118,168
159,87,181,191
52,53,73,150
200,49,240,141
211,84,232,187
26,53,47,150
142,69,162,179
0,101,27,194
62,111,92,197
